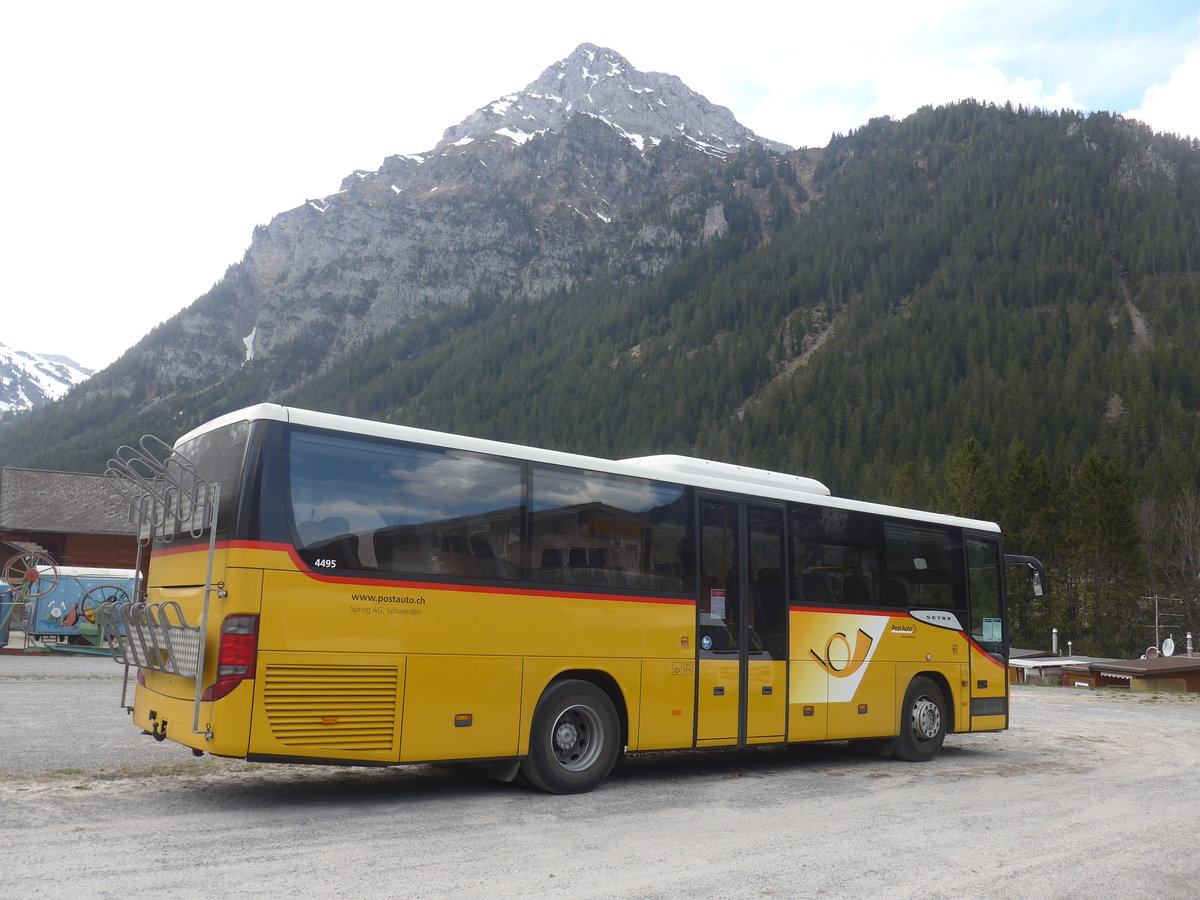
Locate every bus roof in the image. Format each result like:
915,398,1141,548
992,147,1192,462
175,403,1001,535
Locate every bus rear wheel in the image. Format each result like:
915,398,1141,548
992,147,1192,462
521,679,620,794
894,676,947,762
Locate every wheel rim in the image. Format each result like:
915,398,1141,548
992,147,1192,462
551,703,605,772
3,552,59,598
910,694,942,742
81,585,130,624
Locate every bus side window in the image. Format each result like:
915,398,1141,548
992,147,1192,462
840,573,876,605
300,516,361,569
436,531,517,580
287,429,526,581
373,528,437,575
528,466,692,594
885,577,911,607
883,523,965,611
790,503,884,608
297,520,322,547
799,572,835,606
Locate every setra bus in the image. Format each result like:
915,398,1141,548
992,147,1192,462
104,403,1046,793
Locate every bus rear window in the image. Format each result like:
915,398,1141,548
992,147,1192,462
157,420,251,545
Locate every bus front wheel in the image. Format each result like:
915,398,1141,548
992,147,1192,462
894,676,947,762
521,679,620,794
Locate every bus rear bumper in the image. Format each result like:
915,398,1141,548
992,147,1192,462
131,679,250,758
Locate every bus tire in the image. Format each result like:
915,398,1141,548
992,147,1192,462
894,676,947,762
521,679,620,794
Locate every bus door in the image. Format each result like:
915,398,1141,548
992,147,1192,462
966,534,1008,730
695,498,788,746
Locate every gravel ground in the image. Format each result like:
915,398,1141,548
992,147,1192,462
2,649,1199,899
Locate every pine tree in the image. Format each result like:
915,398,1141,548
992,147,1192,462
1056,451,1146,656
999,441,1057,648
885,461,935,510
938,437,1000,521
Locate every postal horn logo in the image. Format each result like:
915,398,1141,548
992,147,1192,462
809,628,874,677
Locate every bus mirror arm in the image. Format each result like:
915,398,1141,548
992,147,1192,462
1004,555,1048,598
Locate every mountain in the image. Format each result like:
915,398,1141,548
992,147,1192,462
0,42,807,466
0,343,92,415
1,56,1196,504
87,43,795,401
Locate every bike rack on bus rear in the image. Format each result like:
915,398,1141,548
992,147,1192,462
103,435,221,739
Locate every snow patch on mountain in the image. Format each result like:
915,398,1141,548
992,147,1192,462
0,342,93,413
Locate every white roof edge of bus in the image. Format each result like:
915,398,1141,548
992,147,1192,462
621,454,831,496
177,403,999,534
173,402,292,446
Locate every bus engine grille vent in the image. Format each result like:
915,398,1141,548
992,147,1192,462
262,665,398,751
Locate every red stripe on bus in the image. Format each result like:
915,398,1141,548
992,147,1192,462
788,605,898,617
967,636,1009,670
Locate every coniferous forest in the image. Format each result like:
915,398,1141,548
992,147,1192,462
4,101,1200,657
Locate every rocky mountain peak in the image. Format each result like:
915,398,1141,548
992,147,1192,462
48,43,806,424
439,42,791,156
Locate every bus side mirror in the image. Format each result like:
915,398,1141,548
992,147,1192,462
1004,554,1048,597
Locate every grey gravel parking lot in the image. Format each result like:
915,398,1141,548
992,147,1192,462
2,648,1199,899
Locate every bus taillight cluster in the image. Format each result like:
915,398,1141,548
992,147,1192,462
201,614,259,701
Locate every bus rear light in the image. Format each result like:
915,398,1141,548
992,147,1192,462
201,614,259,701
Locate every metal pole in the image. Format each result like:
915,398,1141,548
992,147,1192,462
1139,595,1185,651
192,482,221,740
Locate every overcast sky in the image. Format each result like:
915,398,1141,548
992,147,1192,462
5,1,1199,371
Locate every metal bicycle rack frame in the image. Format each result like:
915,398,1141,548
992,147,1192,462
103,435,221,739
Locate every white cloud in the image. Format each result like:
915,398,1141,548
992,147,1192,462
861,56,1083,129
721,53,1086,149
751,99,870,147
1124,40,1200,139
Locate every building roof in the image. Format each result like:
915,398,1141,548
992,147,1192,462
1009,656,1092,669
1078,656,1200,677
1010,647,1057,659
0,467,135,536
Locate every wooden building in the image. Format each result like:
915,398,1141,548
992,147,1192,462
0,467,138,570
1061,656,1200,693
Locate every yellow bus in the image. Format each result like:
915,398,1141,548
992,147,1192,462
105,403,1045,793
